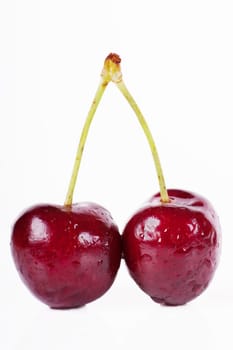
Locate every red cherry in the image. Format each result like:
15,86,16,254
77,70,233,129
11,202,121,309
10,55,124,309
109,56,221,305
122,189,221,306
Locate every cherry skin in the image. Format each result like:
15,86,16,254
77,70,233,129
11,202,122,309
122,189,221,306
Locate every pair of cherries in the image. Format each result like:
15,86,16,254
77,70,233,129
11,54,221,309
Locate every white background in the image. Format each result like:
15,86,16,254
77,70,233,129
1,0,233,349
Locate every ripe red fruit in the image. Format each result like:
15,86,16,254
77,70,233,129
11,203,121,309
10,54,221,308
10,54,123,309
122,189,221,305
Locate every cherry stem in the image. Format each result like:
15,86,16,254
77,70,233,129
64,81,107,206
116,80,170,203
64,53,169,205
64,54,123,206
105,54,170,203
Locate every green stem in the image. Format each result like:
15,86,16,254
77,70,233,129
64,80,108,206
64,53,169,205
116,80,170,203
64,53,122,206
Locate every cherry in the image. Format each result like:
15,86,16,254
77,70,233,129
122,189,221,305
11,203,121,309
11,53,222,307
107,54,221,305
10,54,122,309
